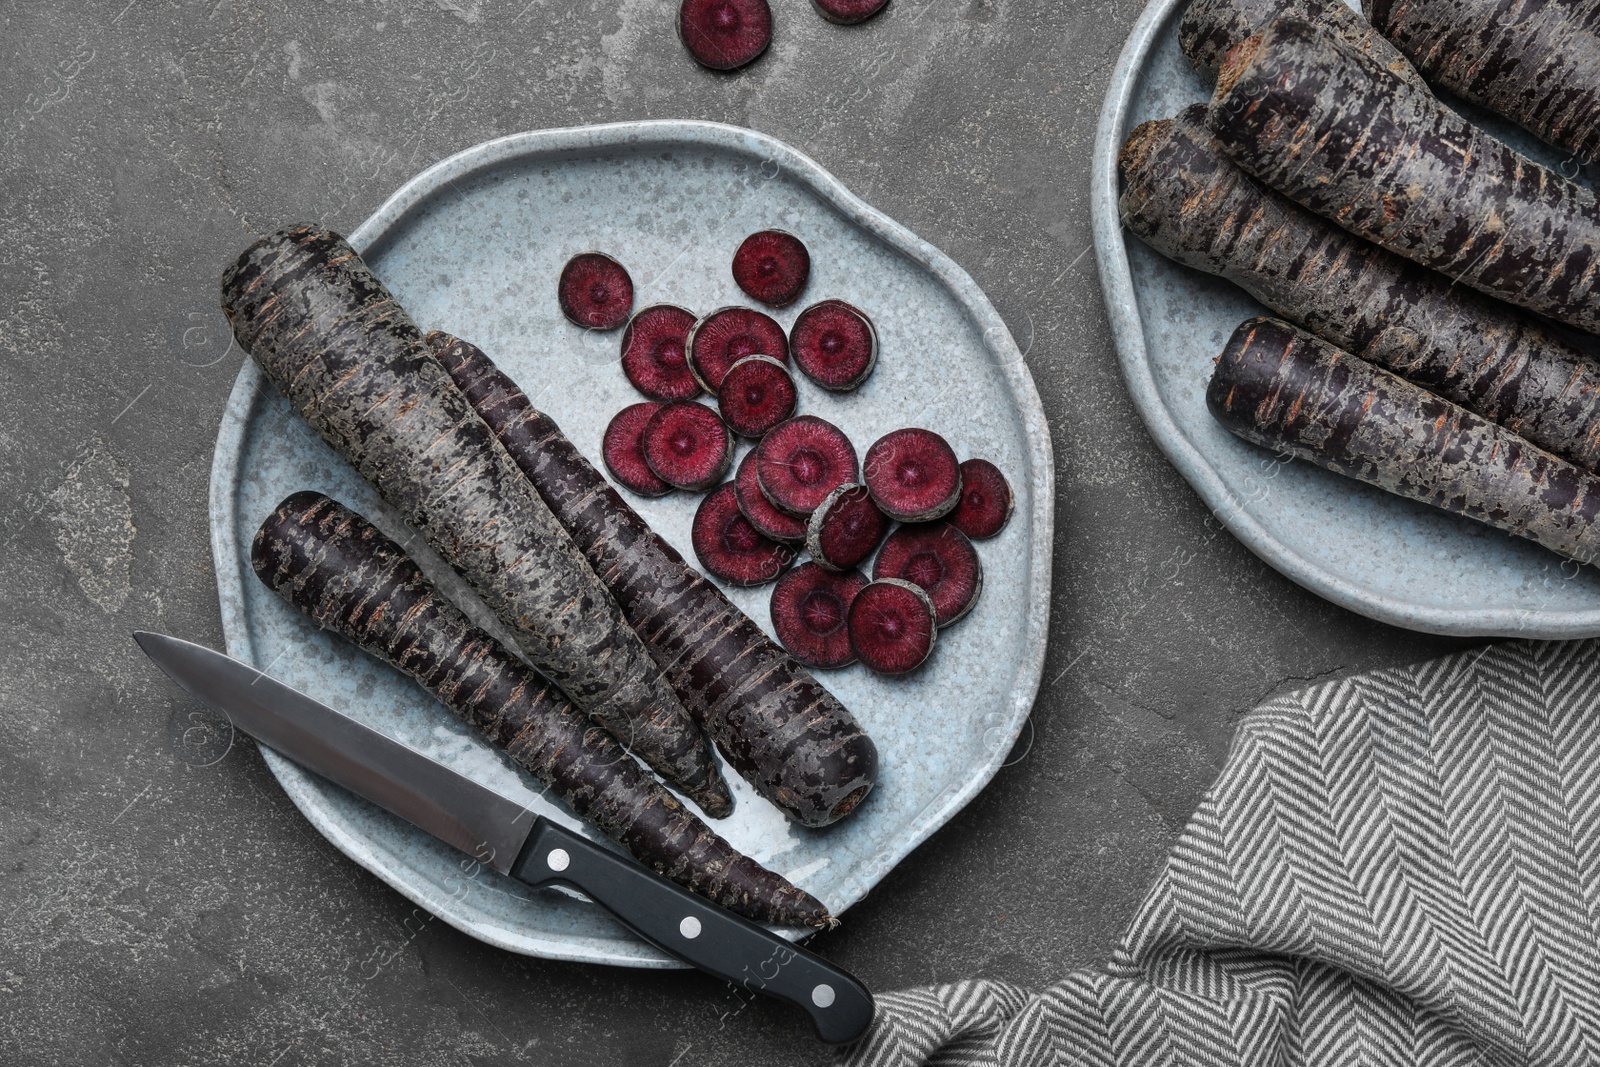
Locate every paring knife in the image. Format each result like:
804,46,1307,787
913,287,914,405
133,631,874,1044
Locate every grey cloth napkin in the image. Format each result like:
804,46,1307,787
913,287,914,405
845,639,1600,1067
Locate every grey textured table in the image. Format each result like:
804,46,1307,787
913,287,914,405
0,2,1475,1064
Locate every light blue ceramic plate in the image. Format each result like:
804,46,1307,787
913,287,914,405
1093,0,1600,638
209,121,1054,967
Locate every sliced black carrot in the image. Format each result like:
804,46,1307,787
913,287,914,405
559,252,633,331
848,578,937,676
790,300,878,392
806,483,889,572
692,482,796,587
621,304,701,401
717,355,798,439
732,230,811,307
863,427,961,522
757,415,859,518
948,459,1013,540
642,400,734,492
872,522,982,627
770,563,868,670
735,447,809,545
603,403,673,497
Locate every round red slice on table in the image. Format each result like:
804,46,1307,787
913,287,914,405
678,0,773,71
848,578,937,675
732,230,811,307
602,402,672,497
687,306,790,394
756,415,859,517
806,483,889,572
770,562,869,669
812,0,890,23
863,427,962,521
948,458,1013,540
621,304,701,401
735,447,808,544
642,400,733,492
873,521,983,627
558,252,633,331
790,300,878,391
718,355,798,438
693,483,795,586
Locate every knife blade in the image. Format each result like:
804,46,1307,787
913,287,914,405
133,631,874,1044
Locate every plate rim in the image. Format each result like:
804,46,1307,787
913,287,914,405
209,119,1056,966
1091,0,1600,639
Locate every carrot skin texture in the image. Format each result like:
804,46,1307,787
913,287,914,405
250,491,829,927
1209,318,1600,563
1365,0,1600,166
427,332,879,829
1120,106,1600,473
1179,0,1421,86
219,225,729,817
1207,19,1600,338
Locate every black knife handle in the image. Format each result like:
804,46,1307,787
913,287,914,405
509,819,874,1044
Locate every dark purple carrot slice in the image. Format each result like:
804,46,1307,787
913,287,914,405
806,483,889,572
790,300,878,391
757,415,859,518
693,483,796,587
813,0,890,23
770,563,868,669
602,402,672,497
864,427,962,522
621,304,701,401
732,230,811,307
718,355,798,438
873,522,982,627
687,306,789,394
948,459,1013,540
848,578,936,675
735,447,808,544
678,0,773,71
559,252,633,331
642,401,733,492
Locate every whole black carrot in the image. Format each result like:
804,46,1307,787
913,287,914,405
1209,318,1600,564
251,491,828,927
220,226,730,817
427,332,879,829
1179,0,1420,86
1121,105,1600,473
1365,0,1600,167
1207,19,1600,338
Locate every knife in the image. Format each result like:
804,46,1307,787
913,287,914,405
133,631,874,1044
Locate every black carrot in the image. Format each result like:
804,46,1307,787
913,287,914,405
1179,0,1420,87
251,491,828,927
1207,19,1600,337
1209,318,1600,564
1120,105,1600,473
1365,0,1600,167
427,332,879,829
220,226,730,817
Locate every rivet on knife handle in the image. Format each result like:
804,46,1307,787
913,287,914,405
510,819,875,1045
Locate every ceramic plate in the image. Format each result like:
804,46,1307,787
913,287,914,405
1092,0,1600,637
210,120,1054,967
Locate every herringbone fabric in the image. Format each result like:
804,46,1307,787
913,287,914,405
845,640,1600,1067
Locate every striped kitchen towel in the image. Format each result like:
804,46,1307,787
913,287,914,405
845,639,1600,1067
